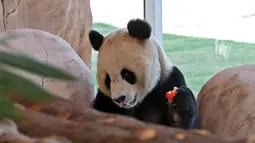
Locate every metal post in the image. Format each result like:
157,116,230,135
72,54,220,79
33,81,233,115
144,0,163,47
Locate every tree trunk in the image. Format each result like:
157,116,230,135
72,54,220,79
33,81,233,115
2,92,248,143
0,0,93,69
12,105,246,143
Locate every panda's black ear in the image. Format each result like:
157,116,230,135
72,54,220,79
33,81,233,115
127,18,152,40
89,30,104,51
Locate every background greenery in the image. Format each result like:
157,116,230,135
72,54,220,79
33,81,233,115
91,23,255,97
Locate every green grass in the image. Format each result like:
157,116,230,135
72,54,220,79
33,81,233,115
91,22,255,97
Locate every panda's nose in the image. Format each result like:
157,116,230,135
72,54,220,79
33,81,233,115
113,95,126,103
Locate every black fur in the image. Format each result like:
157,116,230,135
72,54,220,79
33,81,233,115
93,66,200,129
127,19,151,40
121,68,137,84
105,73,111,90
89,30,104,51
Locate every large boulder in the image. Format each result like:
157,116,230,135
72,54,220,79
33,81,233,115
0,28,94,110
197,64,255,140
0,0,92,68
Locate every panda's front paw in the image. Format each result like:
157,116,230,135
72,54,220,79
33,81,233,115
171,86,199,129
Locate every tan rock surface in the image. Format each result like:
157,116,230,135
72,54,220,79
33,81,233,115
0,0,93,68
0,28,94,110
197,64,255,140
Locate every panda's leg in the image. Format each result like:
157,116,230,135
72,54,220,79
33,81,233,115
171,86,200,129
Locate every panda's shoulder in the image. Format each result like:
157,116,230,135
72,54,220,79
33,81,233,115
162,65,187,90
142,65,187,101
142,65,187,100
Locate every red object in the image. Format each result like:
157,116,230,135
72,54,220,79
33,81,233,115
166,87,178,101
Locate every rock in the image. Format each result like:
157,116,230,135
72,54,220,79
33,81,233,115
197,64,255,140
0,28,94,111
0,0,93,68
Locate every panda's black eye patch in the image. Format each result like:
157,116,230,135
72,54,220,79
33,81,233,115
121,68,137,84
105,73,111,90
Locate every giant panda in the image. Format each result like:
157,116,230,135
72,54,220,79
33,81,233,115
89,18,199,129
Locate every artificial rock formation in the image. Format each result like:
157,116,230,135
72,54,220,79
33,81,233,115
0,0,93,68
0,28,95,110
198,64,255,140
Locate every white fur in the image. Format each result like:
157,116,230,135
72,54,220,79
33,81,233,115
96,28,173,108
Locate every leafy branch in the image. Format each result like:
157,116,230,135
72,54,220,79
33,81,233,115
0,34,77,120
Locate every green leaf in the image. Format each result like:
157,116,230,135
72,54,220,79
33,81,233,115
0,94,22,121
0,51,77,81
0,67,56,103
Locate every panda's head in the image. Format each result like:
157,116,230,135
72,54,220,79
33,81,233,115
89,19,173,108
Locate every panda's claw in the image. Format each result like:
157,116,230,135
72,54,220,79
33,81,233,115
171,86,198,129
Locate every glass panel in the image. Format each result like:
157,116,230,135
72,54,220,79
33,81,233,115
162,0,255,96
91,0,255,97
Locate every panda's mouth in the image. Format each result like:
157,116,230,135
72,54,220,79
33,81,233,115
118,95,137,108
130,95,137,105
